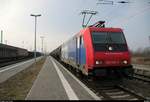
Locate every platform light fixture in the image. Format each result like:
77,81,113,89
30,14,41,62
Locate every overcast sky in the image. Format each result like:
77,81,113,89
0,0,150,52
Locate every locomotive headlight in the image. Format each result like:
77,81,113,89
123,60,128,64
96,60,103,65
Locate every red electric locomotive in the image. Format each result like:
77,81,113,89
79,21,133,77
52,21,133,77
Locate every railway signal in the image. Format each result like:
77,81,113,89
80,10,98,28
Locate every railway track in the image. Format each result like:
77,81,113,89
56,59,146,101
92,85,144,100
132,74,150,83
133,64,150,83
80,77,145,100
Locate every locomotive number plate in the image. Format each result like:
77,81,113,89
105,61,118,64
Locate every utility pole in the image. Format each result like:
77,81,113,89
22,41,24,48
1,30,3,44
44,42,47,56
80,10,98,28
5,40,7,45
149,36,150,48
40,36,44,55
30,14,41,62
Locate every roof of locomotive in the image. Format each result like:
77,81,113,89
89,27,123,32
79,27,123,35
61,26,124,46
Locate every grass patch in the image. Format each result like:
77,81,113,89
0,57,46,100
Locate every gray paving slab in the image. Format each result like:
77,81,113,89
26,57,68,100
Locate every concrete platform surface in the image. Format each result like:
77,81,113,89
0,57,42,83
26,56,100,100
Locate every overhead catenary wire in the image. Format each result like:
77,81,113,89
95,0,150,28
96,0,131,25
112,5,150,26
80,0,149,28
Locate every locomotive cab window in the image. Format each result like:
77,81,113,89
92,32,127,51
109,32,126,44
92,32,126,44
92,32,107,44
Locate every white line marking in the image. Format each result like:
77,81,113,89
51,58,79,100
51,56,101,100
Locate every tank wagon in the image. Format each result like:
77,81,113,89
51,47,61,60
50,21,133,77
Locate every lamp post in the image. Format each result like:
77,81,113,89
40,36,44,55
5,40,7,45
1,30,3,44
149,36,150,48
30,14,41,62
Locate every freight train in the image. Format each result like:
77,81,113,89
50,21,133,77
0,43,42,63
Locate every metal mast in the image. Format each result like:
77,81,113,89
80,10,98,28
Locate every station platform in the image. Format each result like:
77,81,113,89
0,57,42,83
26,56,100,100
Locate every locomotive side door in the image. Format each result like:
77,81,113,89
76,36,82,66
